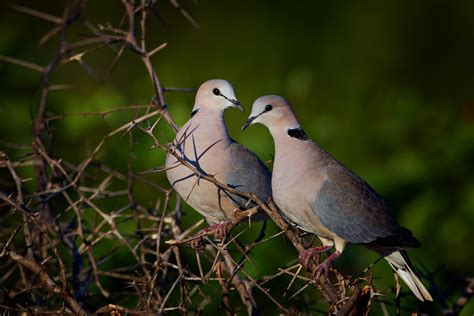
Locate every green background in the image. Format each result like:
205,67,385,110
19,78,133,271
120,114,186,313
1,0,473,314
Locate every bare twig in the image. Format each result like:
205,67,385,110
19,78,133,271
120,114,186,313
5,251,86,315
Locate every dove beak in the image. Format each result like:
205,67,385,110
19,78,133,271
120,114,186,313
241,116,256,130
229,98,244,112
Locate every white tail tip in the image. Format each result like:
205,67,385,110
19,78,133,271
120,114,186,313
385,251,433,302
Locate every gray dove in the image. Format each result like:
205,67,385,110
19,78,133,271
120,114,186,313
166,80,271,248
242,95,432,301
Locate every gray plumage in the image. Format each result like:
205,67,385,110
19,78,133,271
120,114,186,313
244,95,432,301
314,162,404,244
166,80,271,225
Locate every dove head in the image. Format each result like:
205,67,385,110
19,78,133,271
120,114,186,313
242,95,300,133
193,79,243,113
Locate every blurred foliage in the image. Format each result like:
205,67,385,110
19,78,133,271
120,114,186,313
1,0,474,314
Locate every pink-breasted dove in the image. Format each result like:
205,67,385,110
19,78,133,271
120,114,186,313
242,95,432,301
166,80,271,248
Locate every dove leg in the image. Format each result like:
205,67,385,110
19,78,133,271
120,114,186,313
313,251,342,279
299,236,336,269
299,245,333,270
190,222,231,251
313,237,346,279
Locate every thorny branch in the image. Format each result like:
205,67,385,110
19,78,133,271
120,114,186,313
0,1,456,315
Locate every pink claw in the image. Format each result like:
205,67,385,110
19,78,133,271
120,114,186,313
313,251,341,279
189,222,230,251
298,246,333,270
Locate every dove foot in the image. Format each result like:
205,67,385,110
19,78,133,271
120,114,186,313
190,222,231,251
299,245,333,270
313,250,341,279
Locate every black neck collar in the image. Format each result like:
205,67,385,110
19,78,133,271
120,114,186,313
190,108,199,117
287,128,309,140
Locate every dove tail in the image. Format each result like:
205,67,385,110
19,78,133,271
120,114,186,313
384,251,433,302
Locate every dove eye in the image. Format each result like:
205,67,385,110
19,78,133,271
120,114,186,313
212,88,220,96
265,104,273,111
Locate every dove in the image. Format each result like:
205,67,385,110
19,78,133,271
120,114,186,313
166,80,271,249
242,95,432,301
